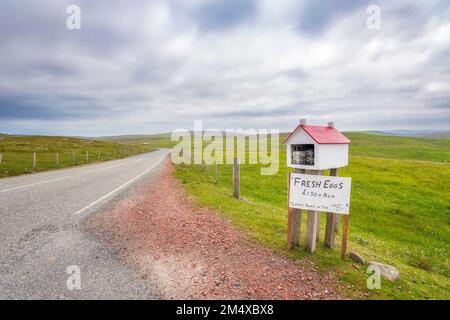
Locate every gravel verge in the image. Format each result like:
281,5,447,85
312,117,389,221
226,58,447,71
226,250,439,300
83,159,344,300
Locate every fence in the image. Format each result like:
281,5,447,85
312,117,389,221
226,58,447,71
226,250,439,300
0,147,152,178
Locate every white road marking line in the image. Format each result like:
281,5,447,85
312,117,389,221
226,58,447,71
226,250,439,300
74,152,169,215
0,157,146,194
96,162,129,172
0,176,72,193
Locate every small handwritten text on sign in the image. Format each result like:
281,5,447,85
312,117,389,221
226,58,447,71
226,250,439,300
289,173,351,214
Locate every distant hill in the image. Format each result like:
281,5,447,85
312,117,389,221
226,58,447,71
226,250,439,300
97,133,172,142
97,133,175,148
365,130,450,139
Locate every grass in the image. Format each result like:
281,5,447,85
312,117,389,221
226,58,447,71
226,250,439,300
0,134,155,178
173,133,450,300
346,132,450,163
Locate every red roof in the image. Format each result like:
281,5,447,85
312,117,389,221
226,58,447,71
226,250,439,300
284,125,351,144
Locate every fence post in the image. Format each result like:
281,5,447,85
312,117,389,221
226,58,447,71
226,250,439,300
33,152,37,169
98,151,100,160
86,151,89,162
215,161,219,183
56,153,59,166
72,151,76,162
0,152,2,164
233,157,240,199
325,168,339,248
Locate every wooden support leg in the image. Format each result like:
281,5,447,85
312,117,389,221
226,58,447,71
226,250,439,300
304,169,321,252
325,168,339,246
288,170,304,250
292,209,302,246
325,213,337,248
334,214,340,232
305,210,319,252
341,215,349,259
287,207,293,250
316,213,320,241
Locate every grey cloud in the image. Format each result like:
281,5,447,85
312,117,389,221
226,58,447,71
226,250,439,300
0,95,105,120
194,0,256,31
0,0,449,135
298,0,372,35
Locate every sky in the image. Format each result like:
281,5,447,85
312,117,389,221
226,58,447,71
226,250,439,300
0,0,449,136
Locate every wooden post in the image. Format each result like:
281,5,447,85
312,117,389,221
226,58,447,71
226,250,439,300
305,170,321,253
233,157,240,199
86,151,89,162
341,215,349,259
316,213,321,241
98,151,101,160
56,153,59,166
72,151,76,162
287,171,293,250
0,152,2,164
215,161,219,183
288,169,304,249
33,152,37,169
325,168,339,248
316,171,323,242
331,169,340,231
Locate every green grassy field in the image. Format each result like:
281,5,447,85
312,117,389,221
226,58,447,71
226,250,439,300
173,133,450,299
0,134,154,178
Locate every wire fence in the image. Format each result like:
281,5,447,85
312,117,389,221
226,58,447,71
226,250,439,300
0,146,152,178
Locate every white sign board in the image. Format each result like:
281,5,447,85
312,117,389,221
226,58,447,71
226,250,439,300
289,173,351,214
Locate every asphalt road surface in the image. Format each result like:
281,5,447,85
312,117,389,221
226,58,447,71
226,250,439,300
0,149,170,299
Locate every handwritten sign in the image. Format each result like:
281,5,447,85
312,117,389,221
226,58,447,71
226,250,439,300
289,173,351,214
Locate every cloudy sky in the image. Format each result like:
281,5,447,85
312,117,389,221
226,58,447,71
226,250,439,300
0,0,449,136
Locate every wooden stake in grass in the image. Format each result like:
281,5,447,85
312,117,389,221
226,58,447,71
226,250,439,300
56,153,59,166
98,151,100,160
215,161,219,184
33,152,37,169
72,151,76,163
86,151,89,162
233,157,240,199
0,152,2,164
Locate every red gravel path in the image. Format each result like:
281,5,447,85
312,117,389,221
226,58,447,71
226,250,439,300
84,159,344,300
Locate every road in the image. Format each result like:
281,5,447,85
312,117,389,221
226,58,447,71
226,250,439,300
0,149,170,299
